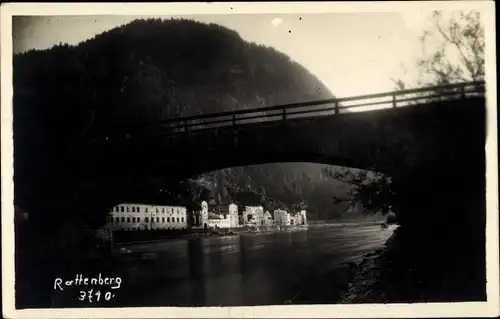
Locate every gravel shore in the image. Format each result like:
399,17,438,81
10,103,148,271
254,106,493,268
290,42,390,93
339,226,398,303
339,222,486,303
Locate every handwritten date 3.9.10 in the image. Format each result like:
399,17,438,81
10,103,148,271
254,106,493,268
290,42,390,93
79,289,116,303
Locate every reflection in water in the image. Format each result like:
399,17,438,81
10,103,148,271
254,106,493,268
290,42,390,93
188,239,205,306
112,225,396,307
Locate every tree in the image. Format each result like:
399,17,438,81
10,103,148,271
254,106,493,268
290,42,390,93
393,10,484,89
328,10,485,219
418,10,484,85
292,201,308,212
323,167,394,215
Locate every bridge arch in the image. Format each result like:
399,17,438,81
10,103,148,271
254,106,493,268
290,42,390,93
74,94,484,184
16,84,487,229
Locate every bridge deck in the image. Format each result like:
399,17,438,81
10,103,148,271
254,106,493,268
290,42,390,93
85,81,485,142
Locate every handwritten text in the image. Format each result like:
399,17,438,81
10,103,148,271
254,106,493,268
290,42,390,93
53,273,122,291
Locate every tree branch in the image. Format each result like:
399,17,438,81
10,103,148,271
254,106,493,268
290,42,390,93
434,14,478,81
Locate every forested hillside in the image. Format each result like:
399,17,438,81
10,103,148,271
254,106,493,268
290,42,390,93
14,18,363,220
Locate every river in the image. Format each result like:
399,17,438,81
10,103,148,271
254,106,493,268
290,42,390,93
98,223,396,307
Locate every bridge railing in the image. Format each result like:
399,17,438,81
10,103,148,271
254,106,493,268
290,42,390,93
143,81,485,136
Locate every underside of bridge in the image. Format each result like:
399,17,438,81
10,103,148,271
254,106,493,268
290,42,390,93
72,97,484,175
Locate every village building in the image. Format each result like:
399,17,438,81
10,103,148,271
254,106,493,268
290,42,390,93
263,211,274,227
195,201,239,229
228,203,239,228
290,210,308,226
274,209,308,227
207,212,231,228
300,209,308,225
109,203,188,231
108,201,303,232
274,209,291,227
243,206,265,226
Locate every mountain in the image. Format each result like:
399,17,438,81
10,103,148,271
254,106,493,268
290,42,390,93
14,18,359,222
183,163,353,220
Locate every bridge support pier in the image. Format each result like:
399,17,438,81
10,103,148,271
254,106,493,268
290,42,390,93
389,152,486,301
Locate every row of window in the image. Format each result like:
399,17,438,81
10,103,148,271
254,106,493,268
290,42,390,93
114,216,185,223
111,206,186,214
118,227,188,231
210,219,229,223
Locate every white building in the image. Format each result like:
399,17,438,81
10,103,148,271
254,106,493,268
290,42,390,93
109,203,188,231
196,201,240,229
274,209,291,227
207,212,231,228
291,213,299,226
263,211,274,227
150,205,188,230
298,210,308,226
243,206,264,226
274,209,308,227
228,203,239,228
200,201,209,228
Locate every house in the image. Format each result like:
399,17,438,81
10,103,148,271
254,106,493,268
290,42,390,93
274,209,308,227
243,206,265,226
196,201,239,229
228,203,239,228
109,203,188,231
274,209,291,227
207,212,231,229
290,210,308,226
263,211,274,227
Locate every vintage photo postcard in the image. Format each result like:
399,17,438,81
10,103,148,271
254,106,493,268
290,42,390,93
1,1,498,318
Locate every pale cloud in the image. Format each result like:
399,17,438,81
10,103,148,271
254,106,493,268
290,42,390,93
271,17,283,27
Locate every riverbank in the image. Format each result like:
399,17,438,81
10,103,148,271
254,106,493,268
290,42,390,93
113,222,387,245
114,225,309,245
339,226,398,303
339,223,486,303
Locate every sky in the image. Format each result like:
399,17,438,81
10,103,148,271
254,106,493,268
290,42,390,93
12,12,435,99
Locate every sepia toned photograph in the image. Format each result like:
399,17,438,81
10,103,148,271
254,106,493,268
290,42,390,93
1,2,498,318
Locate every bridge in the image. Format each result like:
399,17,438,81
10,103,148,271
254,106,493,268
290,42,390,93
72,81,486,182
12,78,488,311
15,80,486,230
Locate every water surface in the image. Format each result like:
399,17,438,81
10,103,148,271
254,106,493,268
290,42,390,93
109,224,396,307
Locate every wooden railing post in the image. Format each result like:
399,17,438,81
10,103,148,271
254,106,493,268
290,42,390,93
392,94,397,108
282,108,287,120
232,114,237,126
334,101,339,114
185,120,189,134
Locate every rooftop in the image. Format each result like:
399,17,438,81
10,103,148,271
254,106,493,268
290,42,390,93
209,205,230,214
208,212,224,219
